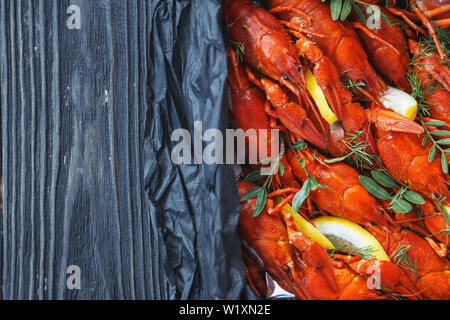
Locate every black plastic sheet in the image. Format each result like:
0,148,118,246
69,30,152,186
147,0,248,300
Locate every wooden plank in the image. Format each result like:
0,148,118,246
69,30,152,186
0,0,169,299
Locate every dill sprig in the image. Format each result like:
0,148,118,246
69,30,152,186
229,40,245,65
393,245,420,282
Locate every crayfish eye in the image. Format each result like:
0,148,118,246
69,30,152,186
283,75,290,81
297,66,301,72
285,265,290,274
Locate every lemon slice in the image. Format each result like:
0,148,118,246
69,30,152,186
274,196,335,250
304,68,338,125
380,86,418,121
311,216,390,261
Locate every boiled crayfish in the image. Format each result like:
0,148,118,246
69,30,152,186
224,0,450,300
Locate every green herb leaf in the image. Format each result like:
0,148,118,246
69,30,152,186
425,120,446,127
244,170,262,183
371,170,400,189
292,181,310,213
298,156,306,169
253,188,267,217
279,161,285,177
359,176,393,200
390,198,413,214
428,144,436,162
403,190,425,205
422,135,429,147
330,0,343,21
351,1,367,27
257,158,272,165
437,138,450,145
340,0,352,20
292,140,307,150
380,11,391,28
430,130,450,137
230,40,245,65
308,175,327,191
240,187,263,202
442,152,449,174
324,155,349,164
357,245,376,260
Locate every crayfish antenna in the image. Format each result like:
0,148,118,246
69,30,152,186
410,2,446,60
408,39,450,91
387,7,428,36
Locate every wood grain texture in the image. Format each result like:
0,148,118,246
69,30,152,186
0,0,170,299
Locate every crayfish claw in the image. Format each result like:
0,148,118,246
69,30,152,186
367,108,424,134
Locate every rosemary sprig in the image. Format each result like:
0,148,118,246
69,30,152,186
342,131,378,169
327,245,345,260
410,42,435,67
392,245,420,282
326,245,377,262
325,131,378,170
340,71,367,96
406,72,436,117
356,245,377,260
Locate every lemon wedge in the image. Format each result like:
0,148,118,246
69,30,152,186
304,68,338,125
380,86,418,121
311,216,390,261
274,196,335,250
